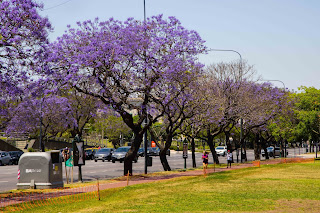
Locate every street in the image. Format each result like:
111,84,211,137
0,148,305,192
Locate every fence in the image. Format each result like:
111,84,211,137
280,157,315,164
0,183,100,212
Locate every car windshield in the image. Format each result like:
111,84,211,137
9,152,18,156
267,147,273,151
97,149,110,153
216,147,224,150
115,147,130,152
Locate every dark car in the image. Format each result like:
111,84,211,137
85,149,96,160
94,148,114,162
112,146,138,163
0,151,12,166
149,147,160,156
139,147,170,156
8,151,24,165
137,148,154,157
138,148,145,157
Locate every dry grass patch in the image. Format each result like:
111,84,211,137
264,199,320,213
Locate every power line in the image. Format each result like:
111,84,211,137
42,0,73,11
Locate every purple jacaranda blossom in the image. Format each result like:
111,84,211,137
6,95,75,138
42,15,207,174
0,0,52,118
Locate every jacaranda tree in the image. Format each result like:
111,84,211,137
0,0,52,128
44,15,206,175
6,95,75,142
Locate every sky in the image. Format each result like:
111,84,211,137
39,0,320,91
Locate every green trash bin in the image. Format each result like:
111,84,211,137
147,156,152,167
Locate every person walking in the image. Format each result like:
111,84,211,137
202,151,209,176
227,150,233,168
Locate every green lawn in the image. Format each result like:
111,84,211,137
14,162,320,212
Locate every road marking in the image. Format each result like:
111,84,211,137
0,181,9,183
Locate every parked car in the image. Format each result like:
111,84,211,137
138,148,145,157
261,147,274,157
138,147,170,157
215,146,227,156
94,148,114,162
8,151,24,165
112,146,138,163
137,148,155,157
0,151,12,166
274,147,288,157
149,147,159,156
85,148,96,160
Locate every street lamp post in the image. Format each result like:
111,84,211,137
143,0,148,174
208,48,244,161
209,49,242,64
260,79,287,157
39,99,43,152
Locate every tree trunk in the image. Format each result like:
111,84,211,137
207,128,219,164
253,133,260,160
225,131,232,151
160,134,172,171
124,131,143,176
191,137,196,168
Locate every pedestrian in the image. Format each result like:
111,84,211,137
227,150,233,168
63,147,70,161
202,151,209,176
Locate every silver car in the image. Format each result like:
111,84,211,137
0,151,12,166
111,146,138,163
94,148,114,162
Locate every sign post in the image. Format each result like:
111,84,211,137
183,139,188,169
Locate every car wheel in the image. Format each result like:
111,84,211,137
94,159,97,162
0,161,2,166
112,160,115,163
102,159,105,162
108,159,110,162
134,159,137,163
120,160,123,163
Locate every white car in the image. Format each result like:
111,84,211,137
215,146,227,157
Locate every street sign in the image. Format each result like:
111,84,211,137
183,140,188,158
72,135,85,166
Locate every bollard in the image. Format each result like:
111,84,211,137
97,179,100,201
